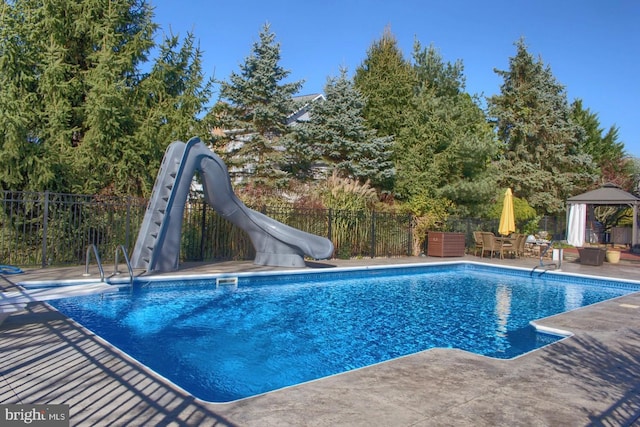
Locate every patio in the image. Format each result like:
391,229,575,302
1,256,640,426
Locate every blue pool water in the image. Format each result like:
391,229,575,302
49,264,636,402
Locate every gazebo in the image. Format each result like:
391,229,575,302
566,183,640,247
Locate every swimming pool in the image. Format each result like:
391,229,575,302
48,262,637,403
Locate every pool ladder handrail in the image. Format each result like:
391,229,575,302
114,244,134,286
530,240,559,277
84,244,105,282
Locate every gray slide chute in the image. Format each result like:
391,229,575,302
131,137,334,272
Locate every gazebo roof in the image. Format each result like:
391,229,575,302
567,183,640,205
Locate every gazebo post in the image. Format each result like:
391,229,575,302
633,204,638,246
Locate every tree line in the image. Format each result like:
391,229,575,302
1,1,636,229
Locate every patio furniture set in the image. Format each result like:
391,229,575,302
472,231,542,260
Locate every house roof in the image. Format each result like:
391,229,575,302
567,183,640,205
287,93,325,125
293,93,324,104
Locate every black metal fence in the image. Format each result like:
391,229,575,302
0,191,566,268
0,191,147,267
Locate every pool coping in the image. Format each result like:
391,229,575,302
2,255,640,426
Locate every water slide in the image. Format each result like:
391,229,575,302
130,137,334,272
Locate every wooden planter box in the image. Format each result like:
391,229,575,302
427,232,465,257
577,247,606,266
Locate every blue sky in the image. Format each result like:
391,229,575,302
150,0,640,158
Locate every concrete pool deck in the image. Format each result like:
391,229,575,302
1,255,640,426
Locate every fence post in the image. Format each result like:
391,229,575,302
200,200,207,261
327,208,332,242
408,214,413,256
41,190,49,268
125,197,131,250
370,210,376,258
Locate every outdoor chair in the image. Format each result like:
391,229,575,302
503,234,518,258
506,233,524,258
482,231,504,258
515,233,526,258
481,232,512,259
512,233,527,258
472,231,484,256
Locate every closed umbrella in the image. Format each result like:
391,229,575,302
498,188,516,236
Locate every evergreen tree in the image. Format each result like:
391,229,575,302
218,23,303,188
0,0,60,190
80,1,152,194
134,32,213,195
412,40,465,97
0,1,212,196
488,39,597,214
395,41,498,215
286,68,395,187
0,0,157,194
353,27,415,139
570,99,633,189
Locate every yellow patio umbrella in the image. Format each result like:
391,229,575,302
498,188,516,236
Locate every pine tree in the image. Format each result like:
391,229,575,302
0,1,213,196
74,0,157,195
286,68,395,187
395,41,498,216
0,0,158,194
218,23,303,188
412,41,465,97
353,27,415,139
488,39,597,214
0,0,55,190
134,32,213,195
569,99,633,188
